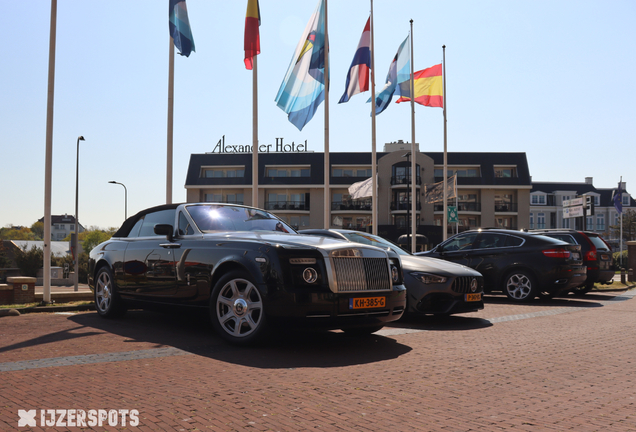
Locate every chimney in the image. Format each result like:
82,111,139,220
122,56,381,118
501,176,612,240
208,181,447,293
585,177,593,185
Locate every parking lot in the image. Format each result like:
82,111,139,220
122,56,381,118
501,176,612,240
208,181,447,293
2,289,636,431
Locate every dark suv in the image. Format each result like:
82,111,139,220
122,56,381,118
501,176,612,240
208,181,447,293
530,229,614,295
417,229,587,302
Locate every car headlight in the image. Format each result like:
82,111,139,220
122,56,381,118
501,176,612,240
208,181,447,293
410,272,447,284
391,265,399,283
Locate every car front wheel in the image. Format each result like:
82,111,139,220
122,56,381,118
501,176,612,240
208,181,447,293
503,270,536,302
94,266,126,317
210,271,268,345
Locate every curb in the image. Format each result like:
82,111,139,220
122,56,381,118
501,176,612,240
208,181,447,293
13,303,95,315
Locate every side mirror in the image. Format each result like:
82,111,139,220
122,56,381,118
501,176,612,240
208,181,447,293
154,224,174,242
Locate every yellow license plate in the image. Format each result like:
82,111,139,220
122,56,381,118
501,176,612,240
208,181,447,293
465,293,481,302
349,297,386,309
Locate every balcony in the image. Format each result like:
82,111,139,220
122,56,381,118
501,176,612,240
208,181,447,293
494,203,518,212
391,176,422,186
390,202,422,211
331,201,372,211
264,201,310,211
434,202,481,212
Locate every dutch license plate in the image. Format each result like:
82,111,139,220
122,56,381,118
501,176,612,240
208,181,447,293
601,254,610,260
349,297,385,309
465,293,481,302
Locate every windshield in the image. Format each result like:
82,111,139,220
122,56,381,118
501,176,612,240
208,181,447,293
340,231,410,256
186,204,296,234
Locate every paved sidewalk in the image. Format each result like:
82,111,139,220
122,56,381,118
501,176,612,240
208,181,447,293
1,289,635,431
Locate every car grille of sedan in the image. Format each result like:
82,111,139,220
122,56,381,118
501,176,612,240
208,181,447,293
451,276,482,294
332,257,392,292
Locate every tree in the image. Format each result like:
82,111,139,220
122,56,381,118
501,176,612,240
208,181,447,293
30,221,44,240
610,209,636,242
14,245,43,277
0,226,36,240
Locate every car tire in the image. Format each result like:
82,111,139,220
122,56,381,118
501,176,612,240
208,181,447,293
503,270,537,302
342,325,384,336
94,266,126,318
210,271,268,346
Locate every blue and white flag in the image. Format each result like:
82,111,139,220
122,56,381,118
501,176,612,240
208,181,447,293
613,182,624,214
275,0,326,131
339,17,371,104
169,0,195,57
369,35,409,115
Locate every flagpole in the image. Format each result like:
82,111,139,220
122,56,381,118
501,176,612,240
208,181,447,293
167,37,175,204
370,0,377,235
323,0,330,229
620,176,623,267
442,45,448,241
252,54,259,207
409,20,416,253
43,0,58,304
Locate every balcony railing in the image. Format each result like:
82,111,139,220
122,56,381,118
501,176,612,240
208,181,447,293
434,202,481,212
331,201,372,211
494,203,518,212
264,201,309,211
390,202,422,211
391,176,422,186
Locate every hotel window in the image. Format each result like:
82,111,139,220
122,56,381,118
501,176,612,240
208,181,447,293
529,213,534,229
202,167,245,178
623,196,630,206
204,192,243,204
332,167,371,177
587,216,594,230
563,218,570,229
597,214,605,231
531,194,546,205
494,166,517,178
267,167,310,177
455,168,479,177
536,213,546,229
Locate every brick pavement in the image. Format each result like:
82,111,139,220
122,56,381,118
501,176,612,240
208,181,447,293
1,290,635,431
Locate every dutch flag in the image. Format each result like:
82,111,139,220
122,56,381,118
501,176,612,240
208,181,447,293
339,17,371,104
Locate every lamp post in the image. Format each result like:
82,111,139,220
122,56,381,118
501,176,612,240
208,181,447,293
74,135,85,292
108,181,128,220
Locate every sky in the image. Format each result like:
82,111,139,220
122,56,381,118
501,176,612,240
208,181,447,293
1,0,635,231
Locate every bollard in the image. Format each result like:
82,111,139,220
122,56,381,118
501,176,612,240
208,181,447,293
629,268,634,283
621,268,626,284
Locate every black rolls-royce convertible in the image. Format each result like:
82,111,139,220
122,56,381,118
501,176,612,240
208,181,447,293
88,203,406,345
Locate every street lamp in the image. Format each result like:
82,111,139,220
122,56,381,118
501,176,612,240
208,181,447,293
108,181,128,220
74,135,85,292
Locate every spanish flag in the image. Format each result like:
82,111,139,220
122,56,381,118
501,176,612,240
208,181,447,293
244,0,261,70
397,64,443,108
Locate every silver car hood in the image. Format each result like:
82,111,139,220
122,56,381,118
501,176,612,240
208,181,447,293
400,255,481,277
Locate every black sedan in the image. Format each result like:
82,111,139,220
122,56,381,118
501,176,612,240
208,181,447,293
300,229,484,316
416,229,587,302
88,203,406,345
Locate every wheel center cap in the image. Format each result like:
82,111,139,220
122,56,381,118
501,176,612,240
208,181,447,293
103,287,110,299
233,299,248,317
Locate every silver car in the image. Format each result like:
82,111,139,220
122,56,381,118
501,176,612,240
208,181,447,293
300,229,484,316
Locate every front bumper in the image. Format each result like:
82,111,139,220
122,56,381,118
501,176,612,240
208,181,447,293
264,284,407,329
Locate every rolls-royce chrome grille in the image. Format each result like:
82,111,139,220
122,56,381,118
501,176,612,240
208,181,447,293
332,257,391,292
451,277,482,294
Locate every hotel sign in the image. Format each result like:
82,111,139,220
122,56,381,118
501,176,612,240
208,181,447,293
210,136,309,154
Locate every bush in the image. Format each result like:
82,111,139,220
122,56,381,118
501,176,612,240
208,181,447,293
15,245,43,277
613,250,628,269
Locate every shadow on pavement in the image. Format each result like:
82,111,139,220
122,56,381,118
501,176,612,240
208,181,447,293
483,293,607,308
67,310,413,369
390,314,493,331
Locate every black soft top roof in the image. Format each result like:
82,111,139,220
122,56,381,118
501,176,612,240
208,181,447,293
113,203,181,238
